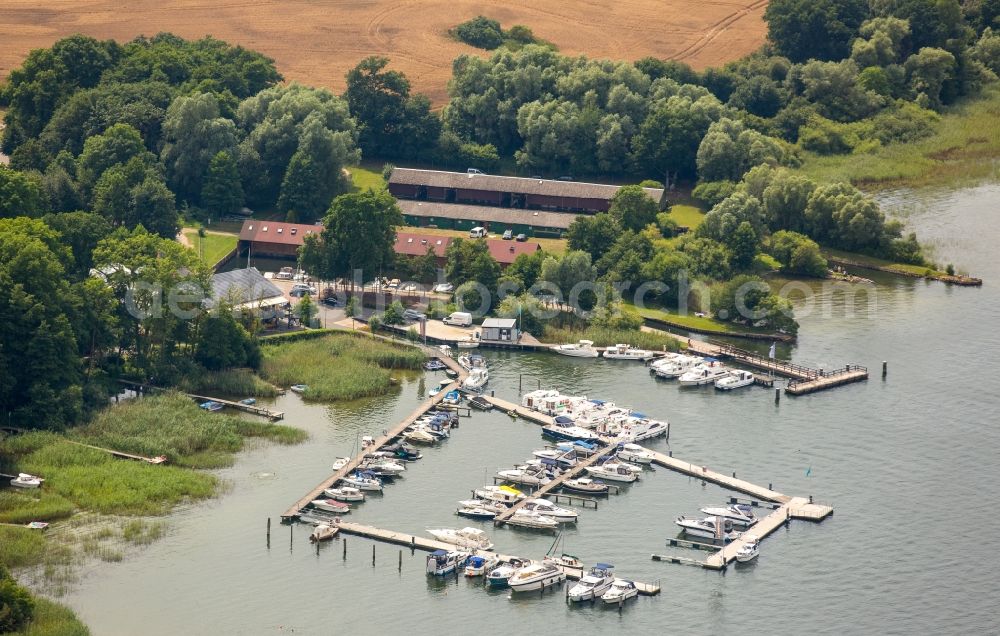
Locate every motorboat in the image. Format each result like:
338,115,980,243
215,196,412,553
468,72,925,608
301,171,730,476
426,527,494,550
715,370,756,390
486,558,527,588
542,419,602,443
426,549,469,576
616,443,655,465
455,337,479,349
462,368,489,391
521,390,574,416
428,378,450,397
468,396,493,411
555,440,599,457
679,362,731,386
674,516,739,542
602,344,655,361
699,503,758,527
331,457,351,471
310,499,350,514
377,443,421,461
9,473,42,489
424,359,447,371
340,471,383,492
508,562,566,592
441,390,462,406
473,485,525,505
238,398,256,406
586,462,639,483
651,355,702,378
552,340,599,358
309,523,339,542
458,353,487,370
561,477,609,496
361,436,376,449
735,536,760,562
567,563,615,602
497,466,551,487
456,504,499,520
464,554,500,577
611,416,668,442
531,448,577,469
602,579,639,604
444,368,459,379
508,510,559,530
323,486,365,502
289,384,308,394
403,428,437,444
521,498,578,523
361,457,406,476
199,400,223,412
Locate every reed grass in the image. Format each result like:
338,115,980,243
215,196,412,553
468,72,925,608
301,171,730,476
0,526,48,569
178,369,280,398
13,597,90,636
121,519,166,546
0,491,76,524
542,325,682,351
261,333,425,401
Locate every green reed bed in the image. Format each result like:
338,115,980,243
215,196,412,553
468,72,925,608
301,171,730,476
178,368,280,398
261,333,425,402
13,597,90,636
0,491,76,525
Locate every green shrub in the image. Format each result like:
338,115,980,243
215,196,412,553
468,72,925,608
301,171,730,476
0,575,34,632
453,16,504,49
692,181,737,208
14,597,89,636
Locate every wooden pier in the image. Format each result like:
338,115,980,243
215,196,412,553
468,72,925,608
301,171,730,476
280,354,468,521
1,429,165,464
333,521,660,595
116,380,285,420
493,448,611,527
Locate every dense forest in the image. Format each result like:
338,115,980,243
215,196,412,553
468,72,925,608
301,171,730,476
1,0,997,431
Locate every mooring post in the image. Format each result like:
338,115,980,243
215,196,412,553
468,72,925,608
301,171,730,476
668,450,672,457
519,374,522,394
289,523,293,551
410,536,416,555
372,544,376,567
769,483,772,491
266,518,271,549
316,539,320,556
732,472,736,478
774,388,780,403
399,549,402,572
343,537,347,560
666,421,670,441
882,361,887,378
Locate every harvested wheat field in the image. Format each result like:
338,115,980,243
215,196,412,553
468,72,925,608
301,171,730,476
0,0,768,104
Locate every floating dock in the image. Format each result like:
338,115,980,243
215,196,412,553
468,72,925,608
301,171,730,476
493,449,611,527
280,354,468,521
333,521,660,595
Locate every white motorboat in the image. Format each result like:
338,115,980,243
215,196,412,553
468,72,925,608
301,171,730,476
521,389,574,416
455,337,479,349
699,503,758,527
462,367,489,391
361,457,406,475
310,499,350,514
674,516,739,542
340,471,383,492
735,536,760,562
426,527,494,550
602,579,639,604
586,462,639,483
508,562,566,592
464,554,500,576
679,363,731,386
9,473,42,489
567,563,615,602
531,448,577,468
473,485,525,505
651,355,702,378
521,498,578,523
309,523,339,542
616,443,655,465
552,340,599,358
715,370,756,390
497,466,551,487
403,428,437,444
456,504,499,520
426,549,469,576
561,477,609,495
331,457,350,471
323,486,365,502
602,344,655,361
457,353,486,370
542,421,602,443
486,559,527,588
509,510,559,530
603,415,668,442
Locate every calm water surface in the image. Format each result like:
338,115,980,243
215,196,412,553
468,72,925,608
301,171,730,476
60,186,1000,634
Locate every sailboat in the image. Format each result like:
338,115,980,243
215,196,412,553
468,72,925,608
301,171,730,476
543,532,583,569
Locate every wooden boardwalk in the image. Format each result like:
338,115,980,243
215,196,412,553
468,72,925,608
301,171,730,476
493,448,610,527
333,521,659,595
63,440,166,464
280,354,467,521
785,369,870,395
117,380,285,420
643,448,789,503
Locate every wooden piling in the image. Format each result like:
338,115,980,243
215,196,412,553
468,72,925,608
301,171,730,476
372,543,376,567
343,537,347,560
398,549,402,572
882,361,887,377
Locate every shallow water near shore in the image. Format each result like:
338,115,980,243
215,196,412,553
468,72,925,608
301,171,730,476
57,185,1000,634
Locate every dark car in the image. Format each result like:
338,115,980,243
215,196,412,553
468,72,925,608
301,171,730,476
321,297,339,307
515,233,528,242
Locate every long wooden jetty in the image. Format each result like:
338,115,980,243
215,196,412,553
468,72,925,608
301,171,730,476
117,380,285,420
334,521,660,595
280,354,467,521
0,428,166,464
493,449,610,527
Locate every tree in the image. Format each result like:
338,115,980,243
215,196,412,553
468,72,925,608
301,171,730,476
540,250,597,308
869,0,965,51
92,157,178,238
727,221,759,271
160,92,239,204
344,57,440,160
698,191,766,242
609,185,660,231
201,151,244,217
76,123,154,197
195,309,260,370
345,295,361,328
42,211,113,279
497,293,546,335
696,118,791,182
453,16,505,49
905,47,957,109
566,213,620,261
0,573,35,632
506,249,547,290
596,231,655,286
445,238,500,288
762,170,816,233
591,301,644,330
641,248,692,304
298,189,403,288
277,112,356,222
0,167,45,218
296,293,317,327
631,94,725,180
764,0,870,63
767,230,828,276
676,235,733,280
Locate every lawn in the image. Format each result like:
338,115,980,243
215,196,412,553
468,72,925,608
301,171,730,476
633,304,744,335
821,247,950,277
399,225,569,254
348,164,387,192
667,203,706,231
542,325,682,351
797,86,1000,189
181,229,238,266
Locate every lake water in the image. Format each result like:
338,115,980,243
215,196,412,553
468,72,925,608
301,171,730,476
57,185,1000,634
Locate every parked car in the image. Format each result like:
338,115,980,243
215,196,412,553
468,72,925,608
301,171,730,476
502,229,513,240
403,309,426,322
443,311,473,327
275,267,294,280
386,279,401,290
515,233,527,242
469,226,487,238
467,168,484,175
433,283,454,293
321,297,339,307
400,282,418,291
290,283,317,297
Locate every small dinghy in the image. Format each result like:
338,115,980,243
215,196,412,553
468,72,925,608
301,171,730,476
238,398,257,406
9,473,42,489
199,401,223,412
323,486,365,502
310,523,339,542
289,384,308,394
468,396,493,411
424,359,447,371
331,457,351,471
311,499,350,514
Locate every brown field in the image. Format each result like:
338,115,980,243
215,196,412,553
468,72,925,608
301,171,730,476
0,0,768,106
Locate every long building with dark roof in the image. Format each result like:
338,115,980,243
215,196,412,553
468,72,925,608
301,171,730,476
397,200,572,238
388,168,664,214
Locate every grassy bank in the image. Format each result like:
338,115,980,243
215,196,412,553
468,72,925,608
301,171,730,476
820,247,981,284
798,87,1000,189
178,368,281,398
13,597,90,636
261,332,425,401
180,229,238,266
542,325,682,351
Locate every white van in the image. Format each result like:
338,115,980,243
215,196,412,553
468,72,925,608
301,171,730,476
443,311,473,327
469,226,487,238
